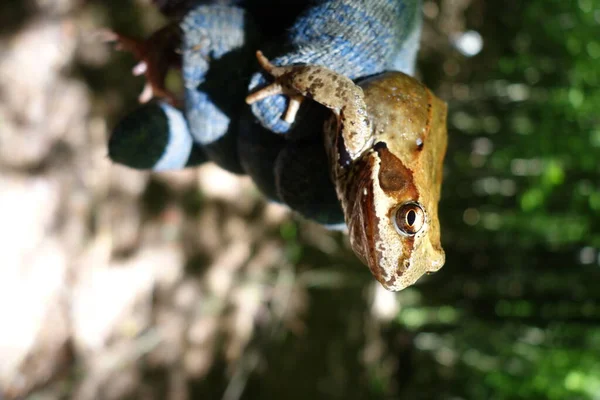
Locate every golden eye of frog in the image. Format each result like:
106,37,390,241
246,51,448,291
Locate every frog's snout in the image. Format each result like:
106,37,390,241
427,250,445,273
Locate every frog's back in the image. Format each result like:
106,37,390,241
359,72,448,201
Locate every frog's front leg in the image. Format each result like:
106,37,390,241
246,51,372,164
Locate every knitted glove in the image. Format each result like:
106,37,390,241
248,0,422,133
181,4,259,173
109,0,423,227
110,4,258,173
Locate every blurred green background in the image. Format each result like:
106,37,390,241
1,0,599,399
416,0,600,398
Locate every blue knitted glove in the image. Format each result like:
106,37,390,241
248,0,421,133
181,5,259,173
110,4,258,173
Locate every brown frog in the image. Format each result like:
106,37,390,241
246,51,448,291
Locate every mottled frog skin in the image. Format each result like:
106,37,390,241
247,51,447,291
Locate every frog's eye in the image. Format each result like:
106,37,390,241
394,202,426,236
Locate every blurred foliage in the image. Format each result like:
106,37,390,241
443,0,600,249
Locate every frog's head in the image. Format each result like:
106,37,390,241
344,72,448,291
346,141,445,291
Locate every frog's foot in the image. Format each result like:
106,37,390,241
101,25,181,106
247,51,371,163
245,51,305,124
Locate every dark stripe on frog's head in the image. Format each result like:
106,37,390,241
372,142,419,199
344,152,384,281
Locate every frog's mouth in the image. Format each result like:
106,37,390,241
345,162,388,287
347,200,408,291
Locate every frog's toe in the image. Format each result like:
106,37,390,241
247,72,291,133
138,82,154,104
255,51,271,70
282,95,304,123
103,25,181,106
132,61,148,76
246,85,304,124
245,82,284,104
97,29,119,44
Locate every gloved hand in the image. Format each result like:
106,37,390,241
108,0,423,227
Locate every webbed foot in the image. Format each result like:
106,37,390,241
246,50,371,162
101,24,182,106
245,51,305,124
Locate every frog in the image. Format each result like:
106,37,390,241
106,1,445,291
246,51,448,291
